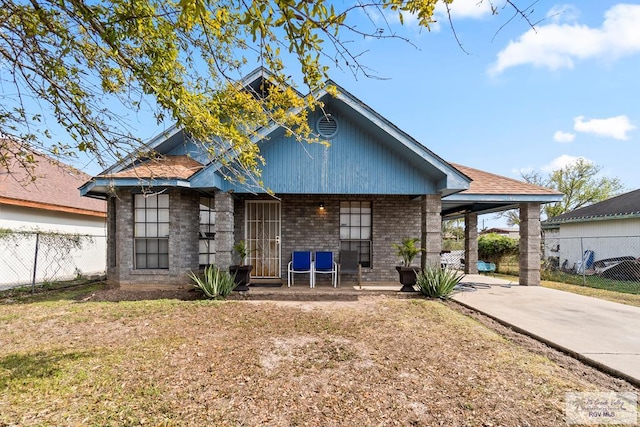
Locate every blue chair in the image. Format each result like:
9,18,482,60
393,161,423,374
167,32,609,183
314,251,337,288
287,251,313,288
477,260,496,275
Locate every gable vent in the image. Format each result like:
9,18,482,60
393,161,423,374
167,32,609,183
316,114,339,138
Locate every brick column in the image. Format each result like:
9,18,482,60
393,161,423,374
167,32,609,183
169,190,199,282
113,189,133,284
215,191,235,270
464,212,478,274
421,194,442,269
519,202,541,286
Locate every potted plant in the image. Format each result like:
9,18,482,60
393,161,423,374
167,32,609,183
393,237,424,292
229,240,253,291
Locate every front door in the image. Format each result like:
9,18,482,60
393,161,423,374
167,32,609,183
245,201,281,278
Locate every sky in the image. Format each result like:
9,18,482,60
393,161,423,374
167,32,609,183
295,0,640,228
71,1,640,228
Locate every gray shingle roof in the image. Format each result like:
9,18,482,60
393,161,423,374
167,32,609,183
544,189,640,224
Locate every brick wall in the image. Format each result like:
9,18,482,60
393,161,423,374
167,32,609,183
235,194,428,283
108,188,199,288
108,190,442,287
371,196,423,282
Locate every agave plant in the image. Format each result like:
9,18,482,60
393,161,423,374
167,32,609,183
416,266,465,299
189,265,236,299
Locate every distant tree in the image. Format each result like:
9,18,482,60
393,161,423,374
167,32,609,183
442,218,464,251
497,159,625,224
0,0,536,184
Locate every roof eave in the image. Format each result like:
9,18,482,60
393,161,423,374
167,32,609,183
80,177,193,197
443,193,564,203
543,212,640,227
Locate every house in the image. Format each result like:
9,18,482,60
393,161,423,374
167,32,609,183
0,139,107,287
542,189,640,272
480,227,520,240
80,69,562,289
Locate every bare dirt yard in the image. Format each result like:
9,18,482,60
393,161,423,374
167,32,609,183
0,286,637,426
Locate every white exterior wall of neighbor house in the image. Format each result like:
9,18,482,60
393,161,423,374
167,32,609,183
0,204,107,287
545,218,640,269
0,204,106,234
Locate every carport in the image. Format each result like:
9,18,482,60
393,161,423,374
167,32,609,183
441,164,562,286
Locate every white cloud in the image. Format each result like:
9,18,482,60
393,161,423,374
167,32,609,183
541,155,591,173
546,4,580,24
489,4,640,75
573,115,636,140
553,131,576,143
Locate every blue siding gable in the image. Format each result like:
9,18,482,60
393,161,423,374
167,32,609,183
223,109,440,194
217,92,467,195
84,76,470,197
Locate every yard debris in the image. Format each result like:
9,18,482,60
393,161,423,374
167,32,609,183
0,292,637,425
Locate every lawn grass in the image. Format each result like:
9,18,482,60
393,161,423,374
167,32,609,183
540,280,640,308
0,286,633,426
494,272,640,307
0,279,108,303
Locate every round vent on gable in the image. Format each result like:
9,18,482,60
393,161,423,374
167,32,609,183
316,114,339,138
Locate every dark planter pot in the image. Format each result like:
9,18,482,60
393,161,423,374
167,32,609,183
229,265,252,291
396,266,421,292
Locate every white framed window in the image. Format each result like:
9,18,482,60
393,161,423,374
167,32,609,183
134,194,169,269
340,201,372,267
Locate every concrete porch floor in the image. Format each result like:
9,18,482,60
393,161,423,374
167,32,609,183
229,279,417,301
229,273,500,301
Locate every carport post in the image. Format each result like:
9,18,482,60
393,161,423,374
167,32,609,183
519,202,541,286
464,212,478,274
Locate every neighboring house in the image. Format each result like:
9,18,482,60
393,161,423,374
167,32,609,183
0,140,107,286
480,227,520,240
542,189,640,271
80,69,561,289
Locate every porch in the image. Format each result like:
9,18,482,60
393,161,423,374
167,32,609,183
227,274,510,301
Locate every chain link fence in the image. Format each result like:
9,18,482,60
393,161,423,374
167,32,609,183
542,234,640,292
0,231,106,291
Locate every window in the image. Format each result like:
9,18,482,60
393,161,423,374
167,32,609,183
199,197,216,266
134,194,169,269
340,201,372,267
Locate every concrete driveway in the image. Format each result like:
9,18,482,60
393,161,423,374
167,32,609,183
453,275,640,387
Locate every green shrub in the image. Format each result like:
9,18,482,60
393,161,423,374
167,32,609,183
189,265,236,299
416,266,465,299
478,233,519,266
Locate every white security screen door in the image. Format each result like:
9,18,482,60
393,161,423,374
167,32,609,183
245,201,281,278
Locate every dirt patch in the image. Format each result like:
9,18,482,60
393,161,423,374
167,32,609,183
84,286,638,393
3,287,636,426
85,286,638,391
83,286,201,302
